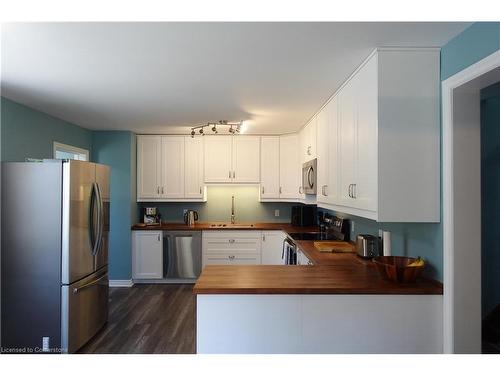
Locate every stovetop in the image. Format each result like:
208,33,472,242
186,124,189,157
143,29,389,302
288,232,338,241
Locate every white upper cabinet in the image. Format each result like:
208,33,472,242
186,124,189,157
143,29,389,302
260,137,280,199
300,116,317,163
137,136,162,199
316,48,440,222
204,136,260,183
161,136,185,199
352,55,377,212
137,135,206,201
204,136,233,183
316,97,339,205
279,134,301,200
185,136,204,199
232,136,260,183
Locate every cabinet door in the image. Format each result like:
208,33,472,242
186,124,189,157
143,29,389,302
307,116,317,160
137,136,162,199
260,137,280,199
316,105,329,204
338,79,356,206
204,136,233,183
261,231,286,265
232,136,260,183
300,117,318,163
354,55,378,212
326,97,339,205
185,136,204,199
279,134,301,199
161,136,185,198
132,231,163,279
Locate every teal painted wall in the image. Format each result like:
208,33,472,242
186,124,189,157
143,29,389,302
481,82,500,317
441,22,500,80
1,97,92,161
139,186,296,223
91,131,136,280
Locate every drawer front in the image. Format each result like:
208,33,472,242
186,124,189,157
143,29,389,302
203,253,261,266
203,231,262,254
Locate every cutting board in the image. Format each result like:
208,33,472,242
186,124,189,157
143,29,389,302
314,241,355,253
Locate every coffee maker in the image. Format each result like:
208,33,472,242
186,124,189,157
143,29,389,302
143,207,161,225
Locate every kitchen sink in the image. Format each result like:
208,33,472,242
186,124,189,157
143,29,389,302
209,223,255,228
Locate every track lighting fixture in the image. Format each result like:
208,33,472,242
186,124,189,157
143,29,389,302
189,120,244,137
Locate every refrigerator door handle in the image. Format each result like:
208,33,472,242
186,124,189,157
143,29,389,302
94,183,104,256
72,273,108,294
89,182,101,256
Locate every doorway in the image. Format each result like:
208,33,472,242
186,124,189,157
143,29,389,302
442,50,500,353
481,81,500,353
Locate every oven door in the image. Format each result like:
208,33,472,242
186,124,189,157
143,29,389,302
302,159,317,195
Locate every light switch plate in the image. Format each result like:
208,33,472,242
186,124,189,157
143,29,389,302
274,209,280,217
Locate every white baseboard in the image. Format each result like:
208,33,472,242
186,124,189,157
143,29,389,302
109,279,134,287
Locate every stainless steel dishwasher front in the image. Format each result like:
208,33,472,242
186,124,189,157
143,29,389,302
163,230,202,279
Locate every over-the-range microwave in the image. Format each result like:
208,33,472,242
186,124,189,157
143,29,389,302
302,158,317,195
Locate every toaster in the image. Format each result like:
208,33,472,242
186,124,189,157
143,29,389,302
356,234,380,258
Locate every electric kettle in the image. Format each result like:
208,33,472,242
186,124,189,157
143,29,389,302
184,210,199,226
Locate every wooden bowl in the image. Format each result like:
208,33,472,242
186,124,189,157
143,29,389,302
372,256,425,283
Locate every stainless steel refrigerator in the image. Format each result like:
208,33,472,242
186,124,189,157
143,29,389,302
1,159,110,353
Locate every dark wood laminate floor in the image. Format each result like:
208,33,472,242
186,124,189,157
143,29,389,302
78,284,196,354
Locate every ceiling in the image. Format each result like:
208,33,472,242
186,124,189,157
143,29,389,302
1,22,470,135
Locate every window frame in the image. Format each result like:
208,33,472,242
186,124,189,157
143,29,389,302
53,141,90,161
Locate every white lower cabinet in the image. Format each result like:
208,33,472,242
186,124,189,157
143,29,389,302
297,249,313,265
261,231,286,265
202,231,262,267
132,231,163,279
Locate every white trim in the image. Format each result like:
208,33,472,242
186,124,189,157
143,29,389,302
109,279,134,287
53,141,90,161
442,49,500,354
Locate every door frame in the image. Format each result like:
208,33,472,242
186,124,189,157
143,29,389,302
442,49,500,353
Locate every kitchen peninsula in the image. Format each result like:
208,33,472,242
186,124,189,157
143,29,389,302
133,222,443,354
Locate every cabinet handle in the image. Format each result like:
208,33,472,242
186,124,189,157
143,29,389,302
261,186,265,194
299,186,303,194
229,171,231,178
279,186,282,194
157,186,160,194
353,184,357,199
199,186,202,194
348,184,352,198
233,171,235,179
229,239,235,244
157,234,161,242
307,146,311,155
228,255,235,260
161,186,164,194
262,234,266,241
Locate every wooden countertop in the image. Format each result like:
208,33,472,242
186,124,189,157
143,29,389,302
131,222,320,233
193,239,442,295
193,264,443,295
132,221,442,295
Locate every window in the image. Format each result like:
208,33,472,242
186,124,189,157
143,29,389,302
53,142,89,161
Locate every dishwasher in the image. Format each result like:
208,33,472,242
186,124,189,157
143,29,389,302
163,231,202,280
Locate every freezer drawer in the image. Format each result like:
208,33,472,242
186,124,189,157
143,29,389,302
61,267,108,353
164,231,202,279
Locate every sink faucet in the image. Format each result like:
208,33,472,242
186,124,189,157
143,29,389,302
231,195,235,224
